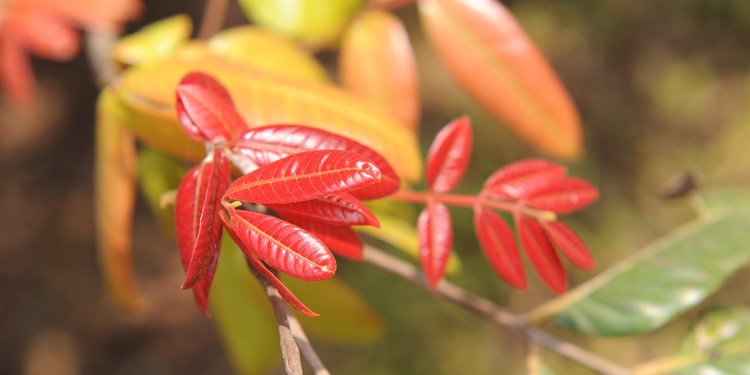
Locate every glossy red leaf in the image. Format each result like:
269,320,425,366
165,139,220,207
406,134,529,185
228,124,400,199
281,217,364,260
266,193,379,227
417,202,453,289
474,208,526,290
176,71,248,142
220,211,318,317
425,116,473,193
542,220,595,270
226,150,381,204
175,148,231,289
191,252,219,315
483,158,566,200
526,177,599,214
517,217,567,294
228,209,336,281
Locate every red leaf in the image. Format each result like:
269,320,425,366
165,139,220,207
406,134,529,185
0,34,34,107
542,221,595,270
526,177,599,214
221,211,318,317
176,71,248,142
228,209,337,281
266,193,379,227
517,217,567,294
417,202,453,289
425,116,473,193
175,148,231,289
483,158,566,200
7,5,80,61
191,252,219,315
281,217,364,260
228,124,400,199
474,209,526,290
226,150,381,204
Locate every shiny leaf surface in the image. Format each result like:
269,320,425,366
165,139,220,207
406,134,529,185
474,208,526,289
339,10,420,130
226,150,381,204
419,0,583,159
191,252,219,315
518,217,567,294
228,124,400,199
266,193,379,227
483,158,566,200
229,209,337,281
281,217,364,260
418,202,453,289
526,178,599,215
176,72,247,142
425,116,472,193
542,220,595,270
555,191,750,336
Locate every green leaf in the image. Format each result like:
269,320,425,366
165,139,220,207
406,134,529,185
281,276,384,343
673,307,750,375
136,148,186,236
112,14,192,66
210,233,280,374
552,190,750,336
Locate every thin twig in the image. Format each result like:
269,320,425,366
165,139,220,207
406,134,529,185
363,245,632,375
197,0,230,40
249,266,303,375
285,307,332,375
85,30,120,87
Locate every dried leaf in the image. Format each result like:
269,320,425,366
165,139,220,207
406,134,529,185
229,124,400,199
425,116,472,193
176,72,247,142
474,208,526,289
483,158,566,200
226,150,381,204
542,220,595,270
339,10,420,130
419,0,582,159
228,209,337,282
418,202,453,289
526,178,599,214
266,193,379,227
517,217,567,294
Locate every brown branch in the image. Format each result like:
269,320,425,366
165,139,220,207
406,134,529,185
366,0,418,12
197,0,230,40
362,245,632,375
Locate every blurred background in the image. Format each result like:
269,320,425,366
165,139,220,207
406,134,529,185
3,0,750,374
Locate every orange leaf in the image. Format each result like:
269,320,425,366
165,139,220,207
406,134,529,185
339,10,420,131
419,0,583,160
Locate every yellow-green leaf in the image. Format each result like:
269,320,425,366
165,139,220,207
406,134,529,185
95,90,143,312
136,148,186,236
112,14,192,66
209,26,329,84
237,0,365,49
419,0,583,160
339,10,420,131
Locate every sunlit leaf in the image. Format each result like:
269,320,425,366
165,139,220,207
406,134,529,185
518,217,567,294
229,209,337,281
210,233,282,374
266,193,379,227
176,72,247,142
418,202,453,289
281,217,364,260
94,93,143,312
208,26,329,83
115,54,422,181
191,251,219,315
483,158,566,200
419,0,583,160
474,208,526,290
112,14,192,66
339,10,420,130
237,0,365,49
175,148,231,289
541,220,595,270
283,276,384,342
672,307,750,375
135,148,186,236
554,191,750,336
226,150,381,204
425,116,472,193
526,178,599,215
228,124,400,199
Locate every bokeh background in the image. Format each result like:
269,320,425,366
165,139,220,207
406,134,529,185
3,0,750,374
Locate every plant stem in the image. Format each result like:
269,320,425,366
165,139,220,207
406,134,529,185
362,245,632,375
197,0,230,40
366,0,418,11
390,190,557,221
